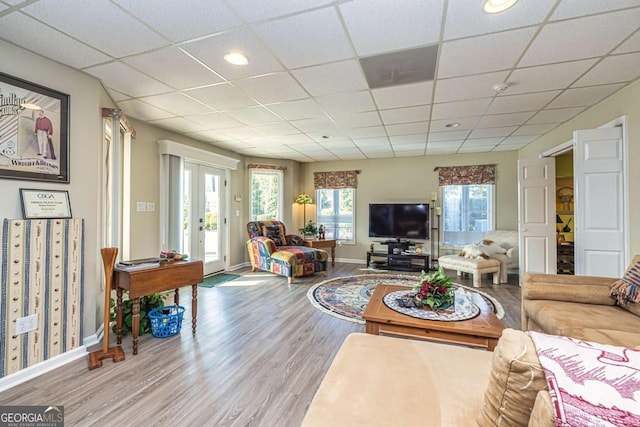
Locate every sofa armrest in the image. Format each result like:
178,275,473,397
522,272,617,305
247,236,276,256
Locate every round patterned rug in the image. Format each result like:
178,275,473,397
307,274,505,325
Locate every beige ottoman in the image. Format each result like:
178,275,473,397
438,255,500,287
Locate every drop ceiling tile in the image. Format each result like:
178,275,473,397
306,131,349,142
218,126,265,139
438,28,536,78
431,99,491,120
253,122,300,136
0,12,111,68
266,99,325,121
380,105,431,125
289,142,325,152
316,91,376,115
389,134,427,144
117,99,173,121
234,72,308,104
186,83,259,110
335,152,368,160
113,0,242,43
353,137,391,148
346,126,388,139
551,0,640,20
513,123,559,135
491,143,527,151
477,111,536,128
574,52,640,86
426,147,459,155
225,106,281,125
429,117,481,132
184,112,243,130
85,62,171,97
469,126,518,139
392,143,426,152
463,138,504,147
385,122,428,136
289,117,339,133
527,107,586,125
501,135,540,145
106,88,132,102
227,0,334,23
252,8,353,68
291,60,368,97
340,0,442,56
181,28,283,81
122,47,223,90
507,59,597,94
457,145,496,153
140,92,213,116
319,140,357,150
372,81,433,110
277,134,315,145
428,130,470,142
443,0,555,40
486,91,560,115
148,117,207,133
331,111,382,129
0,3,8,11
189,130,236,142
427,141,464,149
614,30,640,54
519,8,640,67
547,83,625,108
22,0,169,57
364,151,395,158
434,71,509,103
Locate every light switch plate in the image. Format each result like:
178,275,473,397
136,201,146,212
146,202,156,212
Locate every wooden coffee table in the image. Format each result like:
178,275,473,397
362,284,505,351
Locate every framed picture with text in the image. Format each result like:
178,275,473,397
20,188,72,219
0,72,70,183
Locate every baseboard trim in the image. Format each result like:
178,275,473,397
0,346,88,393
228,262,250,271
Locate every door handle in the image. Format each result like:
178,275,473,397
199,226,203,231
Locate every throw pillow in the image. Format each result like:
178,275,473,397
262,225,286,246
609,260,640,306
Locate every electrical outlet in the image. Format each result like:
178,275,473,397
146,202,156,212
14,314,37,334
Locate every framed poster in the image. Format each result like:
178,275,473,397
20,188,72,219
0,72,70,182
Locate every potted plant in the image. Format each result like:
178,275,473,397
299,220,318,238
412,267,454,310
109,291,166,336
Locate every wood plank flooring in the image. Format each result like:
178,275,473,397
0,263,521,426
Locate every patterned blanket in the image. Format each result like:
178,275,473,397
528,331,640,426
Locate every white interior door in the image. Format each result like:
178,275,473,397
518,158,557,277
184,162,227,275
574,127,626,277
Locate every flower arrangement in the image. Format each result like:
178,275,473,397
413,267,454,310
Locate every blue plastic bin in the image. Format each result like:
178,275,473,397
148,305,185,338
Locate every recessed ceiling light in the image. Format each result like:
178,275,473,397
445,122,461,128
492,83,509,94
322,135,332,139
483,0,518,14
224,52,249,66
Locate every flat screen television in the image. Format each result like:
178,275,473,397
368,203,429,240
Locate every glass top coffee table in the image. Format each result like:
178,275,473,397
362,284,505,351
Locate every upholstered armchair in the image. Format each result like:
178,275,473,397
246,220,328,284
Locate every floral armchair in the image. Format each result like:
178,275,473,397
246,220,328,284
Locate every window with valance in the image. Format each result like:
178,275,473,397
313,170,358,243
435,164,496,186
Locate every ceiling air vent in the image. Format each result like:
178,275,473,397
359,44,438,89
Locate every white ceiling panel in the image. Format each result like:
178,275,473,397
106,88,132,102
506,59,597,94
346,126,388,139
426,147,459,155
614,30,640,54
226,106,281,125
527,107,587,125
22,0,169,57
462,138,504,147
429,117,481,132
227,0,334,23
252,8,352,68
181,29,284,81
186,83,259,110
0,12,110,68
428,130,471,142
380,105,430,125
486,91,560,115
477,111,536,128
392,143,426,152
431,99,491,120
316,91,376,115
140,92,214,116
469,126,518,139
513,123,559,136
353,137,391,148
501,135,540,145
546,83,625,109
574,52,640,86
114,0,242,43
372,81,433,110
551,1,640,21
266,99,327,121
276,134,315,145
331,111,382,129
340,0,442,56
85,62,171,97
122,47,224,90
385,122,428,136
389,134,427,145
253,122,300,136
443,0,555,40
184,112,243,130
438,28,536,78
218,126,264,139
289,117,339,133
427,141,464,149
117,99,173,121
234,72,308,104
434,71,509,103
291,60,368,97
519,8,640,66
149,117,207,134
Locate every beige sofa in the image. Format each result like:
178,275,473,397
522,255,640,348
302,330,553,427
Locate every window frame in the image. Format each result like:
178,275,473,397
441,184,495,245
315,187,355,245
249,168,283,221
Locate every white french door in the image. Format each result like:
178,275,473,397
184,162,227,275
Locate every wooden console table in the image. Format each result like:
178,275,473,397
113,259,203,355
303,239,336,266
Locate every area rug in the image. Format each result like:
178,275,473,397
199,273,240,288
307,274,505,324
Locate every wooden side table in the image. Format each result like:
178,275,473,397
303,239,336,266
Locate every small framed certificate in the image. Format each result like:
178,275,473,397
20,188,72,219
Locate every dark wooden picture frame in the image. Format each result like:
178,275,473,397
0,72,70,183
20,188,72,219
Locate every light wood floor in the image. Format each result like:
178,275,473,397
0,263,521,426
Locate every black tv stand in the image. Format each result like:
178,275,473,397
367,240,429,272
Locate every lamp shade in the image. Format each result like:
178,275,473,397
295,193,312,204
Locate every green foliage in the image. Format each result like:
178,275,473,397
413,267,454,310
204,211,218,231
110,292,166,336
299,220,318,236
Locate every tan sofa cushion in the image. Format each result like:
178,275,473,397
552,328,640,348
302,333,494,427
477,329,547,427
522,273,617,305
621,301,640,316
528,390,555,427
